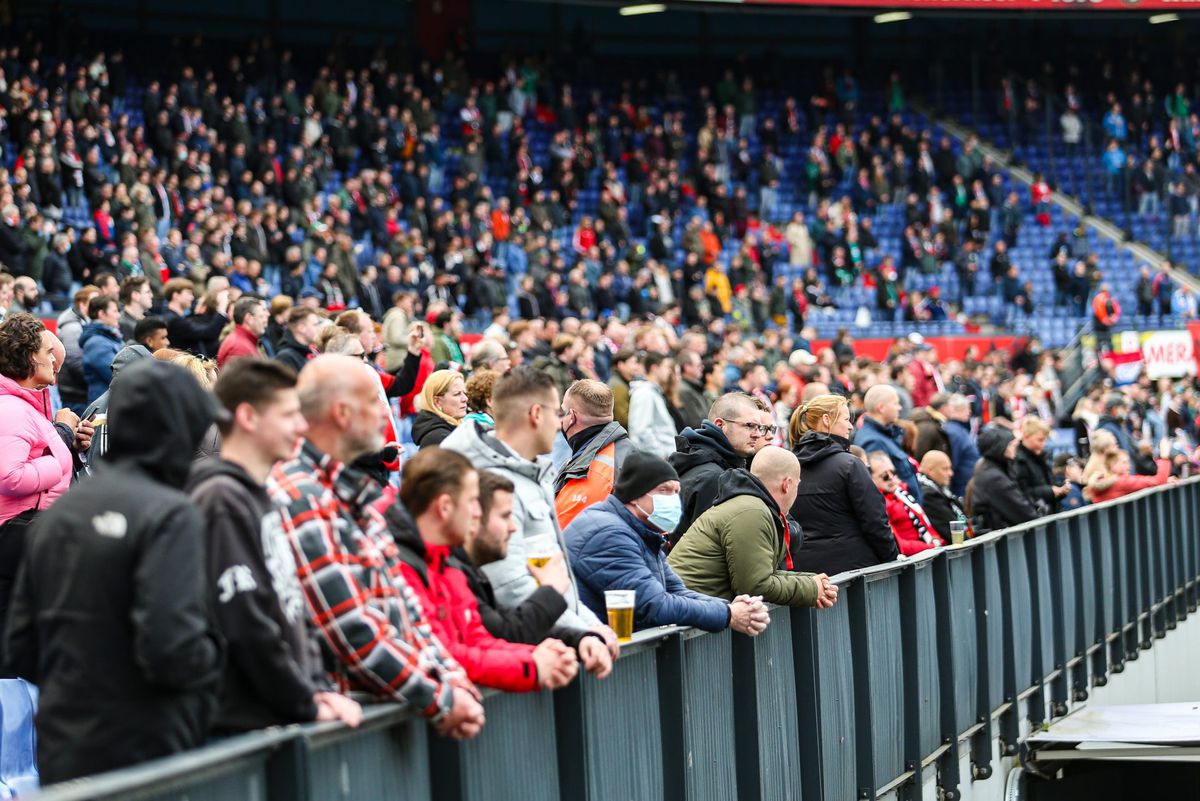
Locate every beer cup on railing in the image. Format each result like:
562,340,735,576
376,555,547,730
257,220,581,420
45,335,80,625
526,534,557,570
604,590,636,643
950,520,967,546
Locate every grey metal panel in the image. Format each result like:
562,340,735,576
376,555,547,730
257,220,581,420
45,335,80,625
581,647,664,800
682,629,737,800
1055,524,1079,658
1006,534,1035,689
1031,530,1057,679
1095,511,1116,637
813,597,856,801
307,716,430,801
865,575,905,784
913,564,942,756
457,691,560,801
982,544,1005,708
119,769,269,801
948,552,977,733
749,606,801,801
1076,516,1097,653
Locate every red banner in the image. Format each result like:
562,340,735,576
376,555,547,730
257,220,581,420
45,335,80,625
748,0,1198,8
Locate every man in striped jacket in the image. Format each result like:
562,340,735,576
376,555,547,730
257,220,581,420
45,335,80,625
267,354,485,740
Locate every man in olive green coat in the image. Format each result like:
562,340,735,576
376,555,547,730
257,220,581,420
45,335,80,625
668,447,838,609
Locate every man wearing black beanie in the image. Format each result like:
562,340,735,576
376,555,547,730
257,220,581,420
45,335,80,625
564,449,771,637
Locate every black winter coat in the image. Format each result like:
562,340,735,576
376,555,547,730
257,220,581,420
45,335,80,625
411,411,457,448
4,360,224,784
789,432,898,575
967,428,1039,534
1012,443,1058,515
667,422,746,546
274,330,313,374
917,474,968,542
187,457,324,733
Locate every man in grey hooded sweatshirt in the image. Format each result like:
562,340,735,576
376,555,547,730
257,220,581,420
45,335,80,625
441,367,618,654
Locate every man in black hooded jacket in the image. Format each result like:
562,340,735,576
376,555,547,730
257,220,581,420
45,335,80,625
188,358,361,733
667,392,772,546
4,360,226,784
967,426,1038,534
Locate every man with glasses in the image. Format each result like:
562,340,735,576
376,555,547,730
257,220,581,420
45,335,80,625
667,392,775,547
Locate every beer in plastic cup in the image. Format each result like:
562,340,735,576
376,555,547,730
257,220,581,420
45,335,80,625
950,520,967,546
525,534,556,570
90,413,107,427
605,589,636,643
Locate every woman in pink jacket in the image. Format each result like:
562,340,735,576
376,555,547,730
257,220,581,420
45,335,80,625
0,313,77,637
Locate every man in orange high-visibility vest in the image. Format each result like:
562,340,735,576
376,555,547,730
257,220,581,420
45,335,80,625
554,380,632,530
1092,282,1122,336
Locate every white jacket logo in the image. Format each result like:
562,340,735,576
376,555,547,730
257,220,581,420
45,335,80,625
92,511,127,538
217,565,258,603
261,510,305,623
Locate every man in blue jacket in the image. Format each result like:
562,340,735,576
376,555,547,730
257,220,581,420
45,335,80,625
563,450,769,636
80,294,125,404
854,384,922,501
943,394,981,499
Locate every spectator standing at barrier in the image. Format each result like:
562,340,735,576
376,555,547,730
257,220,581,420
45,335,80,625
917,450,971,542
966,426,1038,534
1013,417,1069,516
4,360,225,783
669,446,837,609
943,394,980,498
1088,448,1176,502
668,392,773,546
565,450,770,635
456,470,614,677
868,451,945,556
267,355,484,739
855,384,922,501
0,315,78,640
789,394,899,575
628,351,681,458
442,367,615,647
391,448,580,693
554,379,631,530
188,358,362,732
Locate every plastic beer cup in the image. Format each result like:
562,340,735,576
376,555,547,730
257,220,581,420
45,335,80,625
605,589,635,643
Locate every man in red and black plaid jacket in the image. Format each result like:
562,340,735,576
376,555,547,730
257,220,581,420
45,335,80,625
267,354,485,739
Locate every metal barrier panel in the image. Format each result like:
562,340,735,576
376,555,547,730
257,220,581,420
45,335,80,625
796,596,856,801
733,606,801,801
432,691,559,801
556,636,665,801
1002,533,1035,690
911,562,942,759
679,628,737,801
307,711,431,801
864,573,905,788
1029,527,1058,684
979,543,1006,712
947,550,978,735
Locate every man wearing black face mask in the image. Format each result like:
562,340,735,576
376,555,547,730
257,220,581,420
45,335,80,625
553,380,631,530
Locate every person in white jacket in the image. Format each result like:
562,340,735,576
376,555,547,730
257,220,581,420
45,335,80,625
628,352,680,458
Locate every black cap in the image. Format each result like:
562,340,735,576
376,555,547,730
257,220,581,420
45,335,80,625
613,450,680,503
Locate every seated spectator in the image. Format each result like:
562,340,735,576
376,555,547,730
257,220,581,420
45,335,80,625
1053,454,1088,512
966,426,1038,533
188,358,362,732
463,369,501,428
1013,417,1069,515
454,470,613,678
917,450,970,542
1088,448,1175,503
565,449,770,635
266,355,484,739
80,293,125,404
668,392,774,545
868,451,944,555
1082,429,1118,486
4,360,224,783
669,446,837,609
789,394,899,574
554,379,631,530
391,448,580,693
413,369,468,448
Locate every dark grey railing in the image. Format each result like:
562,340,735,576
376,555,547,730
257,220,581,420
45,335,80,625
31,478,1200,801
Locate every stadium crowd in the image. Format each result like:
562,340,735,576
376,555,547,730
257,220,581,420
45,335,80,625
0,35,1198,787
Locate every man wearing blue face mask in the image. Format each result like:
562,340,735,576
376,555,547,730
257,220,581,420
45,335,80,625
564,450,770,636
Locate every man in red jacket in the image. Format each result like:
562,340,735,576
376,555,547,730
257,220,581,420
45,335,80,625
393,447,580,693
216,296,268,368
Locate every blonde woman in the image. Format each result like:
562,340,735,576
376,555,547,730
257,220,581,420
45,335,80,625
1081,430,1118,487
169,352,220,457
412,370,468,448
789,394,899,575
